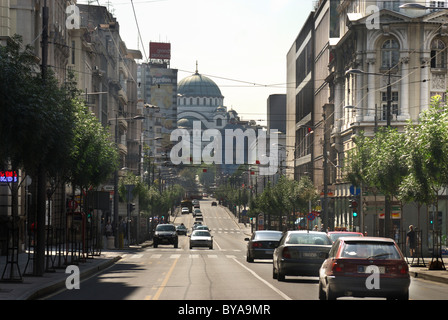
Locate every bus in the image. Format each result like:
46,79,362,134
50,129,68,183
180,199,193,213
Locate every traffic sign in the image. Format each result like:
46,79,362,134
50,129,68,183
307,212,316,221
349,185,361,195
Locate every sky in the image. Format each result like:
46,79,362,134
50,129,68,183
77,0,315,124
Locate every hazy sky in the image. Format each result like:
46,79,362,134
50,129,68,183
77,0,314,124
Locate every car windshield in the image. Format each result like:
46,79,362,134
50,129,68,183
193,231,210,237
156,225,175,231
254,232,283,241
286,233,331,245
341,241,401,259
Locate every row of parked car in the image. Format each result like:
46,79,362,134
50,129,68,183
245,230,410,300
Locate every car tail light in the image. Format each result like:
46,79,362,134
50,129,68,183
398,263,409,275
282,247,291,259
331,261,343,273
251,242,262,248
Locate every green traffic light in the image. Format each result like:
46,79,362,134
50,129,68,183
353,212,358,217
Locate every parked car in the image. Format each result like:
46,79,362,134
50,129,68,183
273,231,332,281
153,224,178,248
318,237,410,300
181,207,190,214
189,230,213,249
176,224,188,235
327,231,363,243
211,201,217,206
245,230,283,262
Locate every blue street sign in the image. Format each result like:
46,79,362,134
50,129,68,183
349,185,361,196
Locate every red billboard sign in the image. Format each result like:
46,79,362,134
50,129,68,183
150,42,171,60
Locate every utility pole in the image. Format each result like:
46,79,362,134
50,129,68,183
35,0,49,276
384,69,392,238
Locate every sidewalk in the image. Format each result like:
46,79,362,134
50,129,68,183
0,241,152,300
408,257,448,284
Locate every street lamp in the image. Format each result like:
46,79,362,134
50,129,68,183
297,121,331,231
108,114,144,248
345,68,401,128
345,68,403,237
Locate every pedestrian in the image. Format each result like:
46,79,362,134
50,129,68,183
105,222,112,238
406,225,416,258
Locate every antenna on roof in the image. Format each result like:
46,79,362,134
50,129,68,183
195,60,198,74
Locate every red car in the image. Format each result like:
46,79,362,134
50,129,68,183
318,237,410,300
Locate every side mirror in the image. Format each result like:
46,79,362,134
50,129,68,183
244,238,250,241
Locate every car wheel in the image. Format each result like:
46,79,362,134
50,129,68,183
154,242,158,248
174,242,178,248
318,281,326,300
277,271,285,282
246,253,254,263
326,287,337,300
272,266,278,279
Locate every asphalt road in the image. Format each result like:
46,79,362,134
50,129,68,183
46,199,448,301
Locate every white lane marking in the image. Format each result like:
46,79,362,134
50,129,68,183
231,258,293,300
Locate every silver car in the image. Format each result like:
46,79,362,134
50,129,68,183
189,230,213,249
273,230,332,281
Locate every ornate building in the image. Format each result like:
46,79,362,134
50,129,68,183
177,64,231,129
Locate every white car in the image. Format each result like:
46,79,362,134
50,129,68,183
189,230,213,249
181,207,189,214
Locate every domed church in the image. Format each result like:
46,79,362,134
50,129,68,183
177,63,231,129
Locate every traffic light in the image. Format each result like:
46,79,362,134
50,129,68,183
129,203,136,212
349,199,359,224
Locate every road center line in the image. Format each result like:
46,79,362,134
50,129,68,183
152,257,179,300
232,258,292,300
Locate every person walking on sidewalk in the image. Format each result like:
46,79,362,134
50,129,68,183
407,225,416,258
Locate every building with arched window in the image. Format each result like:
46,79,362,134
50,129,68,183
287,0,448,253
328,1,448,247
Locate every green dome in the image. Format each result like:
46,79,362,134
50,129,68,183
178,72,223,98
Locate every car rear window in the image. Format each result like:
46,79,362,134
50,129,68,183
193,231,210,237
341,241,401,259
254,232,283,241
286,233,331,245
156,225,176,231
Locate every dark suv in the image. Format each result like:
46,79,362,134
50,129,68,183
154,224,178,248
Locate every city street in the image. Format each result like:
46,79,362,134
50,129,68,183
44,199,448,301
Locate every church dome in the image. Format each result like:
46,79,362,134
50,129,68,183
178,71,223,98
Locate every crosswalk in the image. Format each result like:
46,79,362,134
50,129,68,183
122,249,246,261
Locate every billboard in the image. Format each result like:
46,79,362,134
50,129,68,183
149,67,178,149
150,42,171,60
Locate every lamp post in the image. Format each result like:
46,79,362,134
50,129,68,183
345,68,402,237
109,115,144,248
297,121,331,231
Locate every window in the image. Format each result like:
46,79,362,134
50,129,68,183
431,39,447,69
430,1,446,9
381,39,400,69
381,91,399,120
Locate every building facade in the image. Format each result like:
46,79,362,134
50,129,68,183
287,0,448,253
